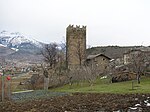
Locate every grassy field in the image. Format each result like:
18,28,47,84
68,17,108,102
51,76,150,94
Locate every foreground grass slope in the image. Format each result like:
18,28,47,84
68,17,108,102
51,76,150,93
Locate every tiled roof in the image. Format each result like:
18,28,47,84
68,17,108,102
86,53,111,60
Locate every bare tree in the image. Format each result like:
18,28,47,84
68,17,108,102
60,39,69,69
83,63,99,87
55,51,67,85
130,51,149,84
42,41,68,86
41,43,58,68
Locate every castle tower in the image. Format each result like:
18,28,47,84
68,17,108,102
66,25,86,68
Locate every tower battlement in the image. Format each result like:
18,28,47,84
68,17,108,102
67,24,86,32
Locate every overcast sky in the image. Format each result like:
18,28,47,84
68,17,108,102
0,0,150,46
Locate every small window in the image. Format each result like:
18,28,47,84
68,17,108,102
94,58,97,62
103,58,105,61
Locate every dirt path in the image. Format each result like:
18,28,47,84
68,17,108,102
0,93,150,112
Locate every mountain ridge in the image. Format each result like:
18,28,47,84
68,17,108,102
0,30,44,50
0,30,44,63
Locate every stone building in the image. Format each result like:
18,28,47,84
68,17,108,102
123,49,141,65
85,53,111,74
123,47,150,65
123,48,150,76
66,25,86,68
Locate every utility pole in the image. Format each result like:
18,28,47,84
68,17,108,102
6,76,11,100
1,69,4,102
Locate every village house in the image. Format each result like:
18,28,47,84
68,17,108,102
123,47,150,65
123,47,150,76
123,49,141,65
85,53,111,74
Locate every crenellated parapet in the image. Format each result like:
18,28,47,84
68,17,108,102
67,24,86,33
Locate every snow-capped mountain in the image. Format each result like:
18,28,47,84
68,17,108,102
0,30,45,63
0,30,44,51
0,30,65,63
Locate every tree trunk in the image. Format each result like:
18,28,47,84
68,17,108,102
137,74,140,84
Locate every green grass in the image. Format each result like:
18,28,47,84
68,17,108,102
50,76,150,94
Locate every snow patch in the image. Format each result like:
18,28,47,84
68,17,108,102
129,107,137,110
11,48,19,51
113,110,121,112
100,76,107,79
135,104,141,107
144,100,149,103
0,44,7,47
147,103,150,107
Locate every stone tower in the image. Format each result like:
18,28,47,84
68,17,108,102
66,25,86,68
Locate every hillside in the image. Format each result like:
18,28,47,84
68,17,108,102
87,46,144,59
6,50,43,62
0,46,15,57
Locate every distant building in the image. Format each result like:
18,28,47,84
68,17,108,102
123,47,150,65
85,53,111,73
123,49,141,65
66,25,86,68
